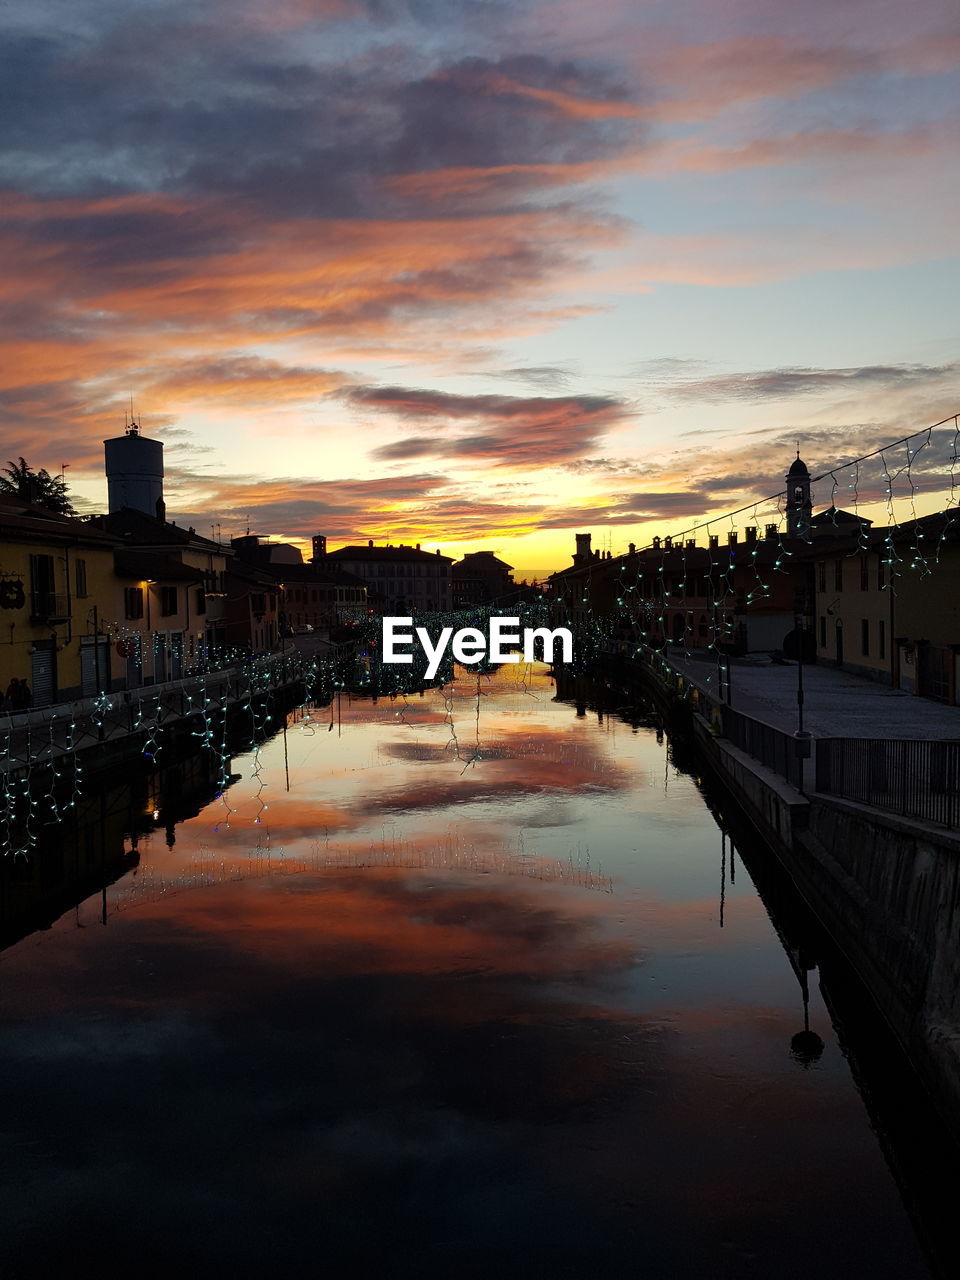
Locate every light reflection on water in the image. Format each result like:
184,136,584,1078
0,665,935,1277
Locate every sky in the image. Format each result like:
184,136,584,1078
2,0,959,575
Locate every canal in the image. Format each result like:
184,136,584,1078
0,664,949,1277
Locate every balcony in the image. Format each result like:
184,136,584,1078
30,591,70,624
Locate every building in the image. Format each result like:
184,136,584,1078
0,495,120,704
230,535,367,632
452,551,514,607
786,452,813,540
224,559,280,656
87,506,231,673
813,511,960,703
104,418,165,521
323,540,453,613
112,549,207,684
85,422,236,678
551,526,812,656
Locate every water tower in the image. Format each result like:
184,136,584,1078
104,417,164,519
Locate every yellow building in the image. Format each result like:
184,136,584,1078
814,513,960,703
0,495,120,705
86,508,232,680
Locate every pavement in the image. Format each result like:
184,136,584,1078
663,650,960,741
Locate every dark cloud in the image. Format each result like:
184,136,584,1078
489,365,576,391
563,457,645,476
0,21,639,218
664,362,960,403
353,385,628,467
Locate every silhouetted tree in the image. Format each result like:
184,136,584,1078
0,457,75,514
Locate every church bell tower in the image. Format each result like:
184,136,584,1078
786,451,812,540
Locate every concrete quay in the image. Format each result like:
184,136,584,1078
626,652,960,1145
664,649,960,740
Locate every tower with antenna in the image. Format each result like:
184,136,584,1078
103,406,165,520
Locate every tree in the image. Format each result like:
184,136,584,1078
0,457,75,514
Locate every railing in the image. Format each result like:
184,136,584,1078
721,705,805,789
0,652,315,775
816,738,960,831
30,591,69,622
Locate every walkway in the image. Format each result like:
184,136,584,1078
663,650,960,740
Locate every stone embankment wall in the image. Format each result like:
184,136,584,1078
691,710,960,1136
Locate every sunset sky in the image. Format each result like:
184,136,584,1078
2,0,959,574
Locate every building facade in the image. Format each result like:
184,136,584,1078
813,514,960,703
324,540,453,612
0,496,120,704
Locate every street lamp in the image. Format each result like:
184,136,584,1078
793,586,812,787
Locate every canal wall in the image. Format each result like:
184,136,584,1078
687,704,960,1138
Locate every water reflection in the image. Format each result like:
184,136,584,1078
0,665,947,1277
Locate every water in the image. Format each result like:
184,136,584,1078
0,666,942,1277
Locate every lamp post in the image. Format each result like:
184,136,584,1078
793,586,812,789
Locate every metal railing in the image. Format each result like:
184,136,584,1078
29,591,69,622
0,652,314,775
816,737,960,830
721,705,805,789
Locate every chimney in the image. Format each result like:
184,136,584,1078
664,536,672,550
709,535,719,549
745,526,757,543
368,539,374,548
686,539,696,549
765,524,778,540
653,536,661,549
727,531,738,546
628,543,636,554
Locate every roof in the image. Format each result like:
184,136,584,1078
326,544,453,564
810,506,872,527
0,496,120,547
454,551,513,573
90,507,226,552
264,561,367,588
226,560,282,588
549,535,814,582
114,550,203,583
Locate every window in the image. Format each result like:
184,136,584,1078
124,587,144,620
877,558,885,591
75,559,88,598
861,619,869,656
819,616,826,648
817,562,826,592
834,559,843,591
160,585,178,617
879,619,886,659
251,593,266,615
195,587,206,615
860,555,868,591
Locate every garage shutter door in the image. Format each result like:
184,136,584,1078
31,645,56,707
80,641,111,696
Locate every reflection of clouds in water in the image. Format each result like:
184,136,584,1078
356,762,628,817
0,869,667,1270
112,836,613,916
